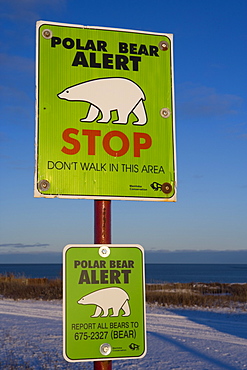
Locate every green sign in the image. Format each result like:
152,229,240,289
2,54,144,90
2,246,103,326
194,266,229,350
35,21,176,201
63,244,146,362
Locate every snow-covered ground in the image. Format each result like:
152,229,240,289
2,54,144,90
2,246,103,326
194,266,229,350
0,299,246,369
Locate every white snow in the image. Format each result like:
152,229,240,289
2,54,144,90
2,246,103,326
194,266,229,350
0,299,246,369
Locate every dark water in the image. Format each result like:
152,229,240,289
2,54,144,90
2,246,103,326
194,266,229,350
0,264,62,280
145,264,247,283
0,264,246,283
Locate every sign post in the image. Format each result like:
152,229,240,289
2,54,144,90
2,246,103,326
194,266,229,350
94,200,112,370
35,21,176,201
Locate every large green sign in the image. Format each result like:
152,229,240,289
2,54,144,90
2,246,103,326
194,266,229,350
35,21,176,201
63,244,146,362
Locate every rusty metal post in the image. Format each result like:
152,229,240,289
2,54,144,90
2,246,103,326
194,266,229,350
94,200,112,370
94,200,111,245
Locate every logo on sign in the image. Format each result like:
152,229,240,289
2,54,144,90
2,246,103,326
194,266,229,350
129,343,140,350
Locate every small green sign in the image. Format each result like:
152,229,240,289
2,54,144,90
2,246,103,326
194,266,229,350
63,244,146,362
35,21,176,201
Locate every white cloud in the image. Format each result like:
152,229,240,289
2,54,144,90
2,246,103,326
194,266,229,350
0,0,66,23
0,53,34,74
0,243,49,249
224,122,247,140
177,82,243,118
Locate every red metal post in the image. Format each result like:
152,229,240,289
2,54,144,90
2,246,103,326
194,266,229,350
94,200,111,245
94,200,112,370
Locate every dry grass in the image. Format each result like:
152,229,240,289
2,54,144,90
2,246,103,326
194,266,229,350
0,274,62,300
1,274,246,308
146,282,247,308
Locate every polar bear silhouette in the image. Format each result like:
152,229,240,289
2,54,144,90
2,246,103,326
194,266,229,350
57,77,147,125
77,287,130,318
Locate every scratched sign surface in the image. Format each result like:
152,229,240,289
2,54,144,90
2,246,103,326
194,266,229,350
63,244,146,362
35,21,176,201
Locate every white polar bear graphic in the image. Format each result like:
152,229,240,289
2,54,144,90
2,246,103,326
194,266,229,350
57,77,147,125
77,287,130,318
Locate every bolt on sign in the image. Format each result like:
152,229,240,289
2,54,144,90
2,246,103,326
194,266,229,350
35,21,177,201
63,244,146,362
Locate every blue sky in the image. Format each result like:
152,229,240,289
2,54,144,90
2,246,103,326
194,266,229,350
0,0,247,263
